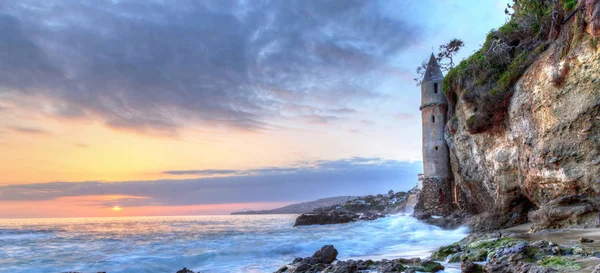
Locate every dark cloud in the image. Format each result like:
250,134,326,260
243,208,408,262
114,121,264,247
304,115,340,125
0,0,420,135
0,158,423,207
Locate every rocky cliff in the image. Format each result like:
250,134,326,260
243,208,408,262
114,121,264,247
442,0,600,231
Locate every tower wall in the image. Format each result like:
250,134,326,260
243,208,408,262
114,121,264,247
415,55,454,216
421,104,451,178
420,82,451,179
421,81,447,108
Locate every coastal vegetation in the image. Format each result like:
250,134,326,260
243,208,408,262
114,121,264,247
443,0,599,134
442,0,560,133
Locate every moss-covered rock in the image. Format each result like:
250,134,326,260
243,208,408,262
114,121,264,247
431,243,461,260
433,235,593,273
435,237,528,263
408,261,445,272
538,256,581,271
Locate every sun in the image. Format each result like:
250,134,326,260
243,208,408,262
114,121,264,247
111,206,123,212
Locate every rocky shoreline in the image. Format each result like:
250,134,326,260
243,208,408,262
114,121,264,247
293,188,419,227
62,220,600,273
163,228,600,273
274,245,445,273
431,231,600,272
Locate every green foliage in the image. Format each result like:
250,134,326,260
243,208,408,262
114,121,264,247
442,50,484,94
563,0,578,10
494,52,528,95
539,256,581,270
499,21,520,35
513,0,554,22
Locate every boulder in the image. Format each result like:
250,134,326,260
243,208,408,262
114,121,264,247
276,245,444,273
461,260,483,273
312,245,338,264
293,212,357,227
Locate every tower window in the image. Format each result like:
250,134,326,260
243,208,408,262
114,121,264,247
434,83,438,94
435,146,439,151
432,115,435,123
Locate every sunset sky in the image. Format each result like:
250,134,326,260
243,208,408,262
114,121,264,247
0,0,508,218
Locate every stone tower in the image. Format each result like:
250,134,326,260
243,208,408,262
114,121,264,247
415,54,454,216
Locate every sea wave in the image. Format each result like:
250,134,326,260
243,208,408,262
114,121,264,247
0,214,467,273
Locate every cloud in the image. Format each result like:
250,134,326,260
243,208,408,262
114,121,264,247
0,158,423,207
360,120,375,126
9,126,49,135
393,113,415,121
163,169,240,176
304,115,340,125
328,108,358,115
73,143,90,149
0,0,420,136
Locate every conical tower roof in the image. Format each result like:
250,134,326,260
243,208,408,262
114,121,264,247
423,53,443,82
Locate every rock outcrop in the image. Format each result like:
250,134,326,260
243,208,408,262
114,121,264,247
175,269,196,273
294,188,419,227
294,211,359,226
433,0,600,231
231,196,359,215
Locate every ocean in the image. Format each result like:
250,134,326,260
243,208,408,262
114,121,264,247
0,214,468,273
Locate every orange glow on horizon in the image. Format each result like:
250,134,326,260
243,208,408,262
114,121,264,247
111,206,122,212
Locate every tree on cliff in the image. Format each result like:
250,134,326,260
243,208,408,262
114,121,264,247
414,39,464,85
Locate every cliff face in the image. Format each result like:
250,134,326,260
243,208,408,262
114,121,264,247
445,1,600,230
